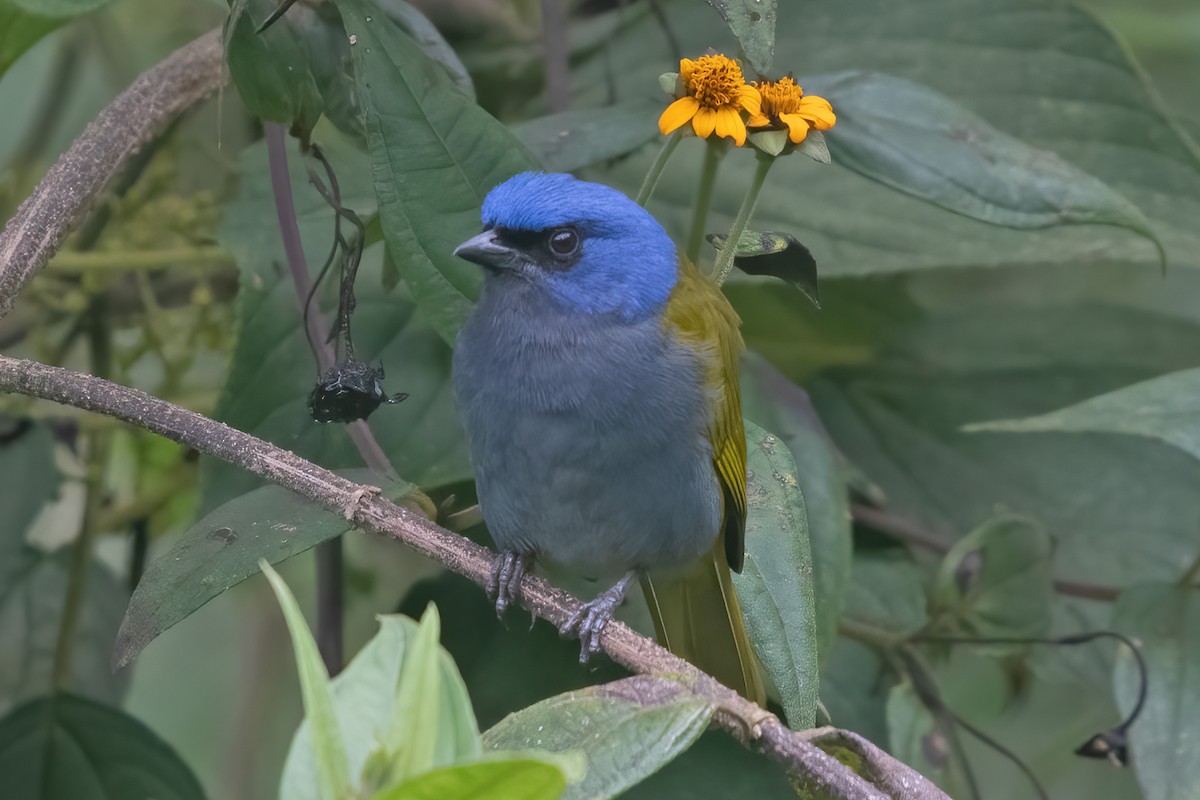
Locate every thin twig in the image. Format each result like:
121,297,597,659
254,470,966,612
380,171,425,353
0,354,948,800
850,503,1121,602
0,29,227,320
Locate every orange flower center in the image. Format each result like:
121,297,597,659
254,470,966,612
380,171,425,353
686,54,746,108
755,77,805,117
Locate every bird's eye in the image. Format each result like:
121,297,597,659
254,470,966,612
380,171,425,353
547,228,579,257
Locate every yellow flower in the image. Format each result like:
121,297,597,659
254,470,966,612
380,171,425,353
747,77,836,144
658,54,762,146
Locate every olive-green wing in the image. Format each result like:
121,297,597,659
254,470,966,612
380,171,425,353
662,255,747,571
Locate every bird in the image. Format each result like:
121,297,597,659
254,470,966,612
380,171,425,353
451,171,763,702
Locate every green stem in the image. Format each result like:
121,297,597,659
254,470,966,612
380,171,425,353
48,246,232,273
635,131,682,206
52,301,112,691
685,141,724,262
711,153,774,286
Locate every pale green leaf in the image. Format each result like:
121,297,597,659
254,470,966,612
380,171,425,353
370,759,565,800
261,561,352,800
483,677,712,800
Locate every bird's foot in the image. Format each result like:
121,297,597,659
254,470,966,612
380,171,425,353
562,571,636,663
487,551,532,617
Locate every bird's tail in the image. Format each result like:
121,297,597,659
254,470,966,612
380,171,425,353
641,542,765,705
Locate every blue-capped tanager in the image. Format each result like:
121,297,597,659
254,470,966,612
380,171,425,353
452,172,763,702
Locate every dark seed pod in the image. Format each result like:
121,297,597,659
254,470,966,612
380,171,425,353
308,358,408,423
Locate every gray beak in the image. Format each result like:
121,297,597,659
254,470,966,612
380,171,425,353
454,230,518,270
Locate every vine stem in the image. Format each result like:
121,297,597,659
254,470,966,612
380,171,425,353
685,140,723,262
635,132,681,206
711,153,773,286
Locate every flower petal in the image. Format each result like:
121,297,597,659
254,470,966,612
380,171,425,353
738,84,762,117
729,112,747,146
692,106,717,138
747,112,771,128
714,105,740,140
798,96,836,129
780,113,811,144
679,58,695,82
659,96,700,135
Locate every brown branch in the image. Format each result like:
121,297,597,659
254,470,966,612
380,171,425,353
0,29,227,321
850,503,1120,602
0,354,948,800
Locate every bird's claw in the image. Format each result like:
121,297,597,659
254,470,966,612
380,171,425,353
487,551,531,617
562,588,625,663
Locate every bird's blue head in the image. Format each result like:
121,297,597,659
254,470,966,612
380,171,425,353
453,172,678,321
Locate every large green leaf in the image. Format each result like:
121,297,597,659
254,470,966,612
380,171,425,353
115,467,422,669
483,677,712,800
807,70,1158,254
0,547,127,714
740,353,851,662
281,614,481,799
0,693,204,800
511,104,660,173
931,516,1053,640
262,561,352,800
338,0,540,341
968,366,1200,463
732,420,819,727
370,760,566,800
579,0,1200,274
1113,583,1200,800
1,0,111,77
206,134,471,510
806,300,1200,587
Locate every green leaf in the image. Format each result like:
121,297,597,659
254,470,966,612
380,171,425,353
931,516,1053,640
0,547,127,714
483,677,712,800
370,759,566,800
281,614,482,800
0,692,204,800
0,417,60,570
807,70,1161,262
966,367,1200,463
709,231,819,308
511,104,660,173
381,0,475,100
740,353,851,663
261,560,352,800
841,551,928,639
114,467,422,669
806,299,1200,587
381,604,444,784
731,421,819,727
337,0,540,342
704,0,776,75
580,0,1200,274
207,133,471,511
0,6,61,78
1113,583,1200,800
223,0,335,134
0,0,111,77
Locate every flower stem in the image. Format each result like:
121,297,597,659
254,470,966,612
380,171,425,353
686,140,724,262
635,131,681,207
711,153,774,286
